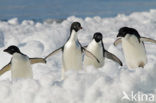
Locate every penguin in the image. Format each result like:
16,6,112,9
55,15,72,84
114,27,156,68
0,45,46,80
83,32,122,68
45,22,100,79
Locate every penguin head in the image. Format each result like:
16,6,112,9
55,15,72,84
117,27,140,39
93,32,103,43
4,45,21,55
70,22,82,32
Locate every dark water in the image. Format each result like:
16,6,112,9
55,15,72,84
0,0,156,22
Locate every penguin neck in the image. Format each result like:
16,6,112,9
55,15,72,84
69,30,78,41
13,52,25,57
91,39,102,47
96,40,105,55
87,39,103,51
125,34,141,43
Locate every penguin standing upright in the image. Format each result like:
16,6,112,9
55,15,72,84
45,22,100,79
0,45,46,80
114,27,156,68
84,32,122,68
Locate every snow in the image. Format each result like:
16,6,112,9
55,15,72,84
0,9,156,103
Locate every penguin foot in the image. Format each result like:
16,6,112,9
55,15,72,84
139,62,145,68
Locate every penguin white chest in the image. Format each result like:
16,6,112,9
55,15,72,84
11,53,32,80
122,35,147,68
84,40,104,68
63,40,82,71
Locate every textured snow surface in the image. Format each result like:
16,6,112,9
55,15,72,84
0,10,156,103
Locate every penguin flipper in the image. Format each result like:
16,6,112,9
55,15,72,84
0,63,11,76
114,38,122,46
141,37,156,44
105,50,123,66
30,58,46,64
82,47,100,63
45,47,63,60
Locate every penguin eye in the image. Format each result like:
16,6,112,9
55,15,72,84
11,48,15,51
76,24,80,28
74,25,77,28
95,35,98,38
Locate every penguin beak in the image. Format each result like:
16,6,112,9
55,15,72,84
79,26,83,30
117,33,120,37
3,49,7,52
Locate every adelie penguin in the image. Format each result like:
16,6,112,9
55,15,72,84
84,32,122,68
45,22,100,79
0,45,46,80
114,27,156,68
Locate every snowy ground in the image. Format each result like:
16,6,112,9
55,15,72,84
0,10,156,103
